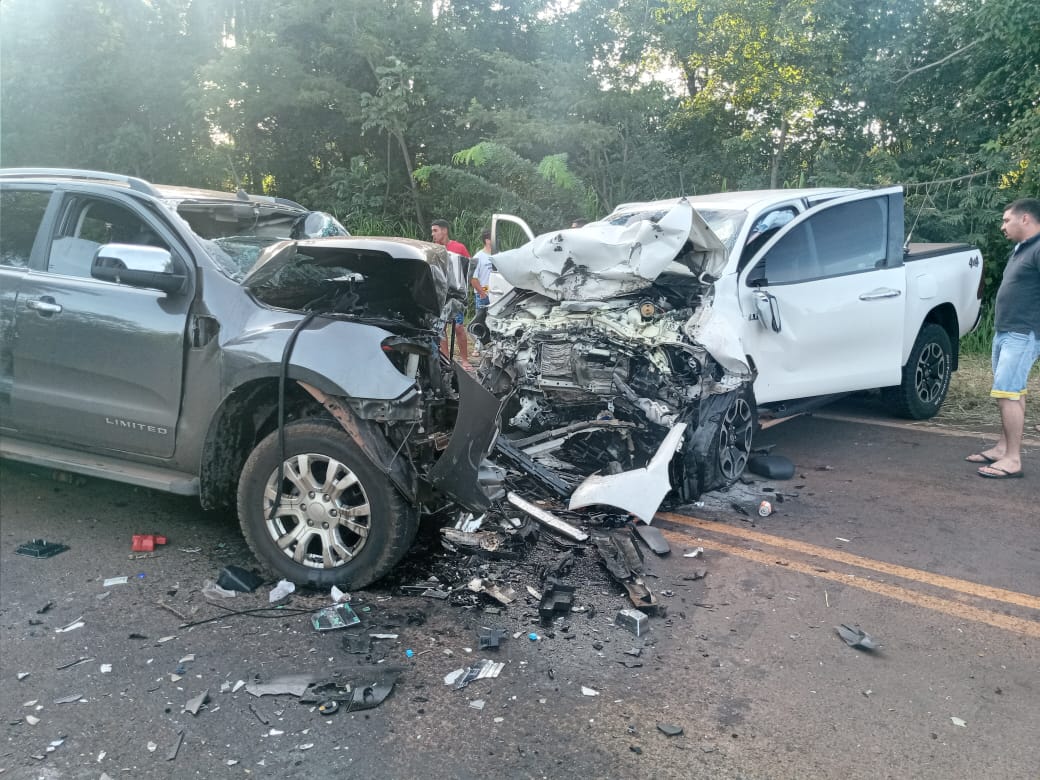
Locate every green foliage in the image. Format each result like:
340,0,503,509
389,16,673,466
1,0,1036,291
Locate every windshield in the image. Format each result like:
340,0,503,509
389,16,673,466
607,207,747,252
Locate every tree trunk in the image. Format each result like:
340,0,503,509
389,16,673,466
770,118,789,189
394,130,424,227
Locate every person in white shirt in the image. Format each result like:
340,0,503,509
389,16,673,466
469,229,494,346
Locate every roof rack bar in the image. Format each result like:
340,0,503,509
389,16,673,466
0,168,162,198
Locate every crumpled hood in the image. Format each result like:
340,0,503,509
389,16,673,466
491,200,727,301
241,237,468,323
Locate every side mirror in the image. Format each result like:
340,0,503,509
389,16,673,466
91,243,187,294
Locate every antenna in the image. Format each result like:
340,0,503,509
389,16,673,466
904,190,926,252
226,154,249,200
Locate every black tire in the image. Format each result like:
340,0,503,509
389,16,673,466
696,389,757,494
236,420,418,589
881,323,952,420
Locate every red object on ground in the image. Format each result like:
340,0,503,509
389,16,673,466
131,534,167,552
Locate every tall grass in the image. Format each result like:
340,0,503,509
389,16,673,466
960,303,995,355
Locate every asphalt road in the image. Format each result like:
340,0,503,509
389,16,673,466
1,407,1037,779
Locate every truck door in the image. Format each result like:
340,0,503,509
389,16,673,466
736,188,906,405
11,191,191,458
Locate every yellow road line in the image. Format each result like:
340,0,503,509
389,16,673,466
657,528,1040,638
656,511,1040,611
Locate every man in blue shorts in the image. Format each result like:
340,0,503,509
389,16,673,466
966,198,1040,478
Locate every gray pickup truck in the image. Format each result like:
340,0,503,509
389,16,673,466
0,169,502,588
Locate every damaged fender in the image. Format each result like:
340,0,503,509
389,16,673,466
568,423,687,522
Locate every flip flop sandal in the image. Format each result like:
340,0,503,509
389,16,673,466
965,453,997,463
978,466,1024,479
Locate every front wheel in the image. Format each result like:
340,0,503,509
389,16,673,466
694,389,757,495
881,323,953,419
237,421,418,589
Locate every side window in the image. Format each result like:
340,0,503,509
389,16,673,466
0,189,51,268
748,198,888,285
812,198,888,275
48,197,169,279
738,207,798,271
748,222,815,285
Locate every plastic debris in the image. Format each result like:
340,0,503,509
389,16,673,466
311,603,360,631
131,534,167,552
468,578,518,605
25,715,40,725
330,585,350,603
100,664,112,673
56,657,93,670
657,723,684,737
478,627,507,650
318,701,339,716
615,608,649,637
246,675,314,698
55,617,85,633
528,632,539,641
16,539,69,558
538,583,576,622
507,492,589,541
103,576,129,587
216,565,263,592
470,699,486,710
836,624,878,651
581,686,600,696
451,659,504,690
147,741,158,752
299,666,403,711
951,717,967,728
632,523,670,555
268,579,295,603
54,693,83,704
683,547,704,558
184,689,210,715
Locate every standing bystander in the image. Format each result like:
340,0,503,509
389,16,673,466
430,218,472,369
965,198,1040,478
469,229,494,348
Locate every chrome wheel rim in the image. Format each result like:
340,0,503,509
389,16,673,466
717,397,754,480
263,453,371,570
914,343,948,404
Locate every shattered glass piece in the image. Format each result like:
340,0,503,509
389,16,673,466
311,603,361,631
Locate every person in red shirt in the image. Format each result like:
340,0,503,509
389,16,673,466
430,219,472,369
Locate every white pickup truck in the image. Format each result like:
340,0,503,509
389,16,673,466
483,186,984,500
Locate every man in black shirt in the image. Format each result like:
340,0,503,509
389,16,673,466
967,198,1040,478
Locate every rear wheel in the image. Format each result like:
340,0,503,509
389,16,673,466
881,323,952,419
237,421,418,589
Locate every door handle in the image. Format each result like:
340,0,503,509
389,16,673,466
26,297,63,315
859,288,902,301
